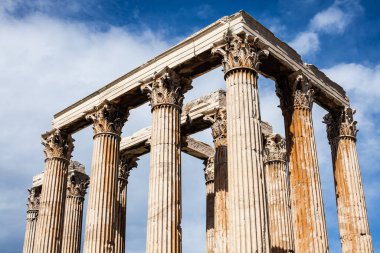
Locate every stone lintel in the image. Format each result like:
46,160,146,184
120,90,272,160
32,173,44,188
182,137,214,161
52,11,348,133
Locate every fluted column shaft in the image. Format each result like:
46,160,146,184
34,130,73,253
83,101,128,253
146,104,181,253
62,196,85,253
23,210,38,253
205,108,228,253
23,186,41,253
115,156,138,253
277,73,329,252
324,108,373,252
263,134,294,253
206,178,215,253
62,167,89,253
204,157,215,253
214,145,228,253
142,68,191,253
115,182,127,253
213,32,270,253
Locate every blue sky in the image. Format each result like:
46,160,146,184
0,0,379,252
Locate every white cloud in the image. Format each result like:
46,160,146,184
0,9,172,252
289,31,320,56
289,0,361,56
310,6,349,34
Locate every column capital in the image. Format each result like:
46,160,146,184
204,107,227,147
263,133,286,164
276,71,315,112
42,129,74,161
141,67,192,110
119,154,139,190
27,187,41,212
212,31,269,76
86,100,129,136
323,107,358,144
204,156,214,184
67,162,89,199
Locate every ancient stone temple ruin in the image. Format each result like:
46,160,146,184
23,10,373,253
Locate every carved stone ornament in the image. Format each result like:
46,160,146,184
323,107,358,144
276,72,314,111
86,100,129,136
118,155,139,190
42,129,74,160
263,133,286,164
27,187,41,211
67,171,89,199
204,107,227,147
141,67,192,110
204,156,215,183
212,31,269,75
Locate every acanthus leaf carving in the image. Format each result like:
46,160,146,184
204,156,214,183
212,31,269,74
141,67,192,110
86,100,129,136
66,169,90,199
27,187,41,212
263,133,286,164
118,155,139,191
42,129,74,160
323,107,358,144
276,72,314,112
204,107,227,147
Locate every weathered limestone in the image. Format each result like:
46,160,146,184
114,155,139,253
205,108,228,253
142,67,192,253
276,72,329,252
53,11,349,134
83,101,129,253
263,134,294,253
323,108,373,252
33,130,74,253
23,184,41,253
62,162,89,253
213,31,270,252
27,9,376,253
204,157,215,253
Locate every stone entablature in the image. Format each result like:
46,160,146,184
53,11,348,133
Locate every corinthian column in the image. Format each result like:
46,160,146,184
62,161,89,253
142,67,192,253
114,155,138,253
23,186,41,253
276,72,329,252
34,129,74,253
83,101,129,253
263,134,294,253
323,108,373,252
204,157,215,253
212,31,270,253
205,108,228,253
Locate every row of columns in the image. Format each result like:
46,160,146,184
24,30,373,253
